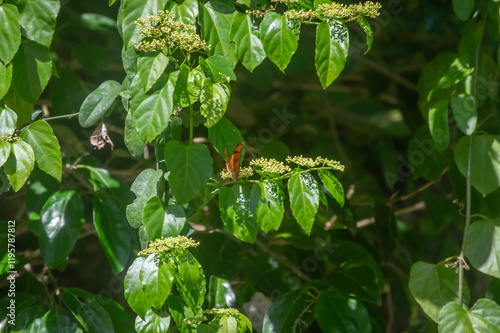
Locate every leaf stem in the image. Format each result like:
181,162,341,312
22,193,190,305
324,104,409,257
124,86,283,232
43,113,79,121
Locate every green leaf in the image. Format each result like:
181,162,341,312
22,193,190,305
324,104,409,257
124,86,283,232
438,298,500,332
0,107,17,136
140,254,175,308
315,21,349,89
85,166,121,191
172,255,206,313
262,289,307,333
4,140,35,192
100,297,136,333
200,1,237,69
356,16,373,54
167,295,200,333
465,219,500,279
409,261,470,323
39,190,84,269
288,172,319,235
130,72,178,143
219,316,238,333
314,291,371,333
121,0,168,50
207,276,236,308
450,93,477,135
454,134,500,196
12,39,52,103
318,169,344,207
137,52,169,93
93,194,131,274
208,116,243,158
173,65,204,109
124,112,146,158
166,0,198,26
200,55,237,83
428,99,449,151
328,240,385,305
126,168,163,228
164,140,213,204
13,0,60,48
0,62,12,100
13,305,46,332
79,80,121,128
61,288,114,333
453,0,475,21
230,12,265,72
250,181,285,233
427,57,473,101
219,184,258,243
143,196,187,239
39,307,83,333
135,308,171,333
0,141,11,168
125,257,153,318
0,4,21,64
200,79,231,128
20,120,62,181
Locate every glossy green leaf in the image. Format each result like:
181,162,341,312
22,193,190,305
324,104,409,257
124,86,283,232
318,169,344,207
137,52,169,93
453,0,475,21
124,257,152,318
61,288,113,333
356,16,373,54
20,120,62,181
428,99,449,151
328,240,385,305
39,190,84,268
143,196,187,239
260,12,299,72
262,289,307,333
0,62,12,100
124,112,146,159
100,296,136,333
428,57,473,101
230,12,265,72
315,21,349,89
13,0,60,47
219,185,258,243
173,255,206,313
250,181,285,233
0,141,11,168
166,0,198,26
450,93,476,135
288,172,319,235
409,261,470,323
200,79,230,128
79,80,121,128
130,72,178,143
208,276,236,308
164,140,213,204
200,55,237,83
121,0,168,50
126,168,163,228
39,307,83,333
167,295,200,333
139,254,175,308
455,134,500,196
438,298,500,332
487,278,500,304
219,316,238,333
135,308,171,333
208,116,243,158
173,65,203,109
465,219,500,279
4,141,35,192
93,194,131,273
314,291,371,333
12,39,52,103
85,166,121,191
200,1,237,69
0,107,17,136
0,4,21,64
13,305,45,332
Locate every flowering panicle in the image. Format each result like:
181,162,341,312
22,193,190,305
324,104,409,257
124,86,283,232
135,10,210,53
250,157,292,175
318,1,381,20
0,134,21,143
286,155,345,171
285,9,318,21
245,6,274,18
138,236,199,256
204,308,241,317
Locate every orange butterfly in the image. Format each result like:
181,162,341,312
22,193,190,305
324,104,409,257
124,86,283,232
224,142,243,181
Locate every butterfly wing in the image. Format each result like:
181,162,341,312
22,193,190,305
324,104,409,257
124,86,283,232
229,142,243,180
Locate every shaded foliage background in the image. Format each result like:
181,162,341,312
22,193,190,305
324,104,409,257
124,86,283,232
2,0,499,332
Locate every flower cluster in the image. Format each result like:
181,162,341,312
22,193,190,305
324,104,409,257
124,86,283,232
250,157,292,175
0,134,20,143
220,166,254,180
135,11,210,53
182,316,207,325
286,155,345,171
137,236,199,256
204,308,241,317
285,9,318,21
245,6,274,18
318,1,381,20
271,0,298,3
